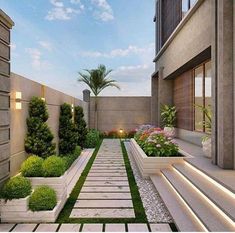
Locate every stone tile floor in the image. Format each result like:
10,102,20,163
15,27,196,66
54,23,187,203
70,139,135,219
0,223,172,232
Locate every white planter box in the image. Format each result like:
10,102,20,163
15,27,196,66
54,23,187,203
129,139,185,178
0,149,94,223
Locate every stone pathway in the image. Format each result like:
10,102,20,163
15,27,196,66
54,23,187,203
70,139,135,219
0,223,172,232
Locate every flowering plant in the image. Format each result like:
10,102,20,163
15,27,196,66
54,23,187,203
134,125,179,157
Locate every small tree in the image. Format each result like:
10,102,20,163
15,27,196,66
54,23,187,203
25,97,55,158
59,103,77,155
74,106,87,148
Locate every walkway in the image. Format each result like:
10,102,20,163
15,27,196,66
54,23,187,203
70,139,135,218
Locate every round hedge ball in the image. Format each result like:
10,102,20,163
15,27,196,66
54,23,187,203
29,185,57,211
21,155,44,177
43,155,66,177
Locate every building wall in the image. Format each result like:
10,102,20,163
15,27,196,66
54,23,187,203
89,96,151,132
10,73,88,176
0,10,14,186
155,0,212,79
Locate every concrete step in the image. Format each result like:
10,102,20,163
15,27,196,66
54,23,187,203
173,162,235,221
162,168,235,232
150,175,205,232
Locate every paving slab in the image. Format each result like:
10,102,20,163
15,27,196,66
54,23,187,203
88,172,127,177
84,181,129,186
149,224,172,232
78,192,132,200
75,199,133,208
86,176,128,181
58,224,81,232
71,208,135,218
128,224,149,232
89,169,126,173
105,224,126,232
0,224,15,232
92,165,125,168
81,186,130,192
12,224,37,232
35,224,59,232
82,224,103,232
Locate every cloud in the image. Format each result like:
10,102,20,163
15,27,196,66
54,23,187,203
38,41,53,51
80,43,155,58
25,48,52,70
91,0,114,22
46,0,80,21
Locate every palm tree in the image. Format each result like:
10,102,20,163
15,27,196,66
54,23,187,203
78,64,120,129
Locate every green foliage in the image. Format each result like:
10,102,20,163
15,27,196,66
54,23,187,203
62,146,82,170
21,155,44,177
84,129,100,148
195,104,212,133
29,186,57,211
43,156,66,177
74,106,87,148
59,103,77,155
1,176,32,199
25,97,55,158
160,104,177,127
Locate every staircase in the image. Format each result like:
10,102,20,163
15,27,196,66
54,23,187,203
150,160,235,232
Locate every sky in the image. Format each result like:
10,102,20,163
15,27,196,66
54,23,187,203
1,0,155,98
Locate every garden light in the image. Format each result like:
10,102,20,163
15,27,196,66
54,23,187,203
15,91,22,110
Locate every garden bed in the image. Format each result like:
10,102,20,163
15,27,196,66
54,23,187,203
129,139,186,178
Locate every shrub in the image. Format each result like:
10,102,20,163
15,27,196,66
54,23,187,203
74,106,87,148
29,186,57,211
62,146,82,170
43,156,66,177
25,97,55,158
84,129,100,148
59,103,77,155
160,104,177,128
21,155,44,177
1,176,31,199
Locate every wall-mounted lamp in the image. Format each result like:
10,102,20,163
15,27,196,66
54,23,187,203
119,129,124,134
41,97,46,102
15,91,22,110
71,104,74,113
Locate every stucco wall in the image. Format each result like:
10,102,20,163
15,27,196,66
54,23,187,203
155,0,212,78
10,73,88,176
89,96,151,132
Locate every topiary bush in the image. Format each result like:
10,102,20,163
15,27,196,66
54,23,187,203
74,106,87,148
59,103,77,155
43,155,66,177
21,155,44,177
1,176,32,199
84,129,100,148
25,97,56,158
29,186,57,211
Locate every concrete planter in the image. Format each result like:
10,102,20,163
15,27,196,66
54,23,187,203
129,139,185,177
0,193,67,223
29,150,93,200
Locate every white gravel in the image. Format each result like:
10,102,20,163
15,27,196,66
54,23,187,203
124,141,173,223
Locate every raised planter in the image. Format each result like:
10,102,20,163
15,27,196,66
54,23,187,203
129,139,186,178
28,149,93,200
0,149,94,223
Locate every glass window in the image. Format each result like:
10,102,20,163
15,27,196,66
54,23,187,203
182,0,189,17
194,61,212,132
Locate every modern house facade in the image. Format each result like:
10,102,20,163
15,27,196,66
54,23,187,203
151,0,235,170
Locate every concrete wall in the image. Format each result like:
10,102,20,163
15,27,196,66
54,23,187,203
155,0,212,79
10,73,88,176
89,96,151,132
0,10,14,186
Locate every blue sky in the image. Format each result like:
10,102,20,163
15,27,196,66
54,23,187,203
1,0,155,98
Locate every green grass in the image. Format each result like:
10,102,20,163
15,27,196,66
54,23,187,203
56,139,147,224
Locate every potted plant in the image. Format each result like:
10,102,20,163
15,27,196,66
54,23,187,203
195,105,212,158
160,104,177,138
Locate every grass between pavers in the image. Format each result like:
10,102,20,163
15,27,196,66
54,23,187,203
56,138,148,224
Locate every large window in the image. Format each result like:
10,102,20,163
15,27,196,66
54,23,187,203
194,61,212,132
182,0,197,17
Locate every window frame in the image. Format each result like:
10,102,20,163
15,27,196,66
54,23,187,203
193,60,211,132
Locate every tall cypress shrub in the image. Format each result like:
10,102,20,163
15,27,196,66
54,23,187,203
25,97,55,158
59,103,77,155
74,106,87,148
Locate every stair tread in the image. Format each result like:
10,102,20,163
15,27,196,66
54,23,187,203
173,163,235,221
150,175,204,232
162,169,235,232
